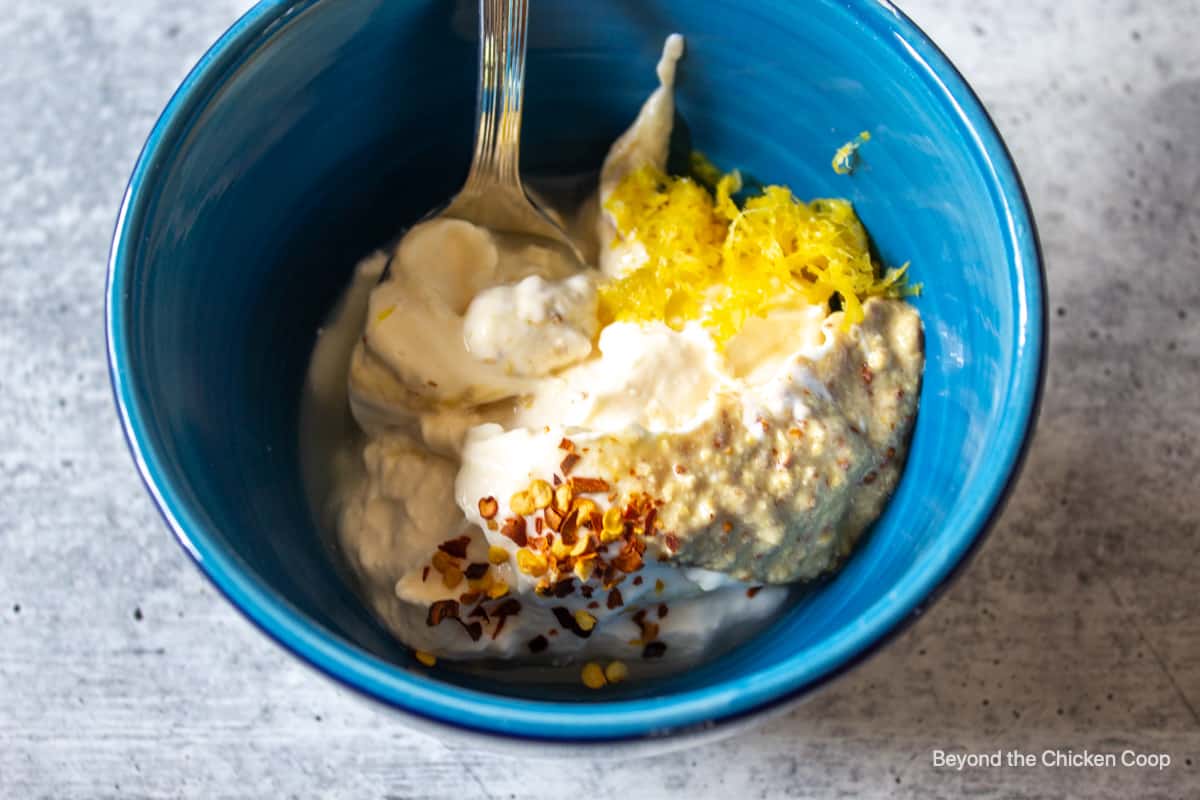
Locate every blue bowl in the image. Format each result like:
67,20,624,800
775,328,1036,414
107,0,1043,744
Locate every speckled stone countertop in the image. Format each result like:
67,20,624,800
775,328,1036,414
1,1,1197,797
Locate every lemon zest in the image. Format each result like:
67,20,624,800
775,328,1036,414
598,156,913,343
832,131,871,175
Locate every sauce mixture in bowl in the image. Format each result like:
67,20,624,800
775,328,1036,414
301,35,923,688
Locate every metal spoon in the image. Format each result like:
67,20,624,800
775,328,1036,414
432,0,581,260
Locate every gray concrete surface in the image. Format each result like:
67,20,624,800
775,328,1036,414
1,1,1198,797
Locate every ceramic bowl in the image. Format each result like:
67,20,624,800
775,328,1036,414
107,0,1044,744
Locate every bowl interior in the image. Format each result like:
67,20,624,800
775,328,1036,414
109,0,1041,738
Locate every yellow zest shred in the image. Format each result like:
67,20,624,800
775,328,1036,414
597,155,914,342
832,130,871,175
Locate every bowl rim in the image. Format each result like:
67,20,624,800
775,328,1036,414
106,0,1046,743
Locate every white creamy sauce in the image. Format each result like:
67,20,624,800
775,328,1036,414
596,33,685,278
514,321,725,434
463,272,598,376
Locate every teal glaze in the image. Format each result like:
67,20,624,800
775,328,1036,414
107,0,1044,742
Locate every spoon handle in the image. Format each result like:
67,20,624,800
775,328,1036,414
463,0,529,193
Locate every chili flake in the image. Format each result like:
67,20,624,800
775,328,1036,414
437,536,470,559
441,566,463,589
581,662,606,689
528,479,553,510
431,551,456,574
500,517,527,546
478,496,499,520
571,477,610,494
426,599,459,627
560,452,581,475
516,549,548,577
604,661,629,684
643,641,667,659
510,490,536,516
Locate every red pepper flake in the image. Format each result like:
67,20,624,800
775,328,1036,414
558,437,575,452
489,598,521,640
458,619,483,641
534,516,545,534
657,603,669,618
552,473,562,487
587,601,599,609
560,453,581,475
570,477,610,494
426,599,460,627
547,628,558,636
632,576,644,586
613,546,644,573
664,533,680,553
862,471,877,485
607,587,624,609
861,364,874,384
464,562,489,580
528,635,549,653
746,586,763,598
493,598,521,617
500,517,527,547
674,464,687,475
552,606,593,639
477,496,499,520
421,566,430,582
459,591,482,606
437,536,471,559
642,641,667,659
